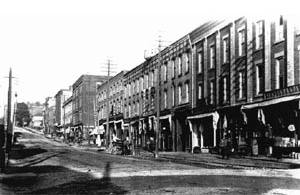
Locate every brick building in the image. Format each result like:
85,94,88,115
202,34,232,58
72,75,108,139
96,71,127,144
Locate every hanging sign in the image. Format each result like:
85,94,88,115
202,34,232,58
288,124,296,132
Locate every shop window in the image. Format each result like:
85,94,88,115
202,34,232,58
256,21,263,49
238,28,246,56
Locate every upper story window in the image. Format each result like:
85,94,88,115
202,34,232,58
144,74,148,89
198,51,203,73
128,83,131,96
164,90,168,109
198,83,203,100
238,71,246,99
136,79,139,93
209,45,215,69
185,82,189,102
178,85,182,104
275,16,284,42
170,60,175,78
183,53,189,73
275,58,285,89
140,77,144,91
256,21,264,49
162,64,167,81
238,28,246,56
256,64,264,94
209,80,214,104
222,76,228,103
149,71,154,87
222,36,229,63
172,86,175,106
177,56,182,75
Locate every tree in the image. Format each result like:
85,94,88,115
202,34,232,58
16,102,31,127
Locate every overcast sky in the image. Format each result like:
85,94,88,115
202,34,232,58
0,0,299,116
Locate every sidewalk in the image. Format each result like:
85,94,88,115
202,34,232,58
129,151,300,170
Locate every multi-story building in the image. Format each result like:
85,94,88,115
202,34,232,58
62,95,73,128
96,71,127,143
55,89,72,129
44,97,56,135
187,16,300,156
122,15,300,156
72,75,107,139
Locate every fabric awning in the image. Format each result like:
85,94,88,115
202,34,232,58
187,112,216,120
241,94,300,109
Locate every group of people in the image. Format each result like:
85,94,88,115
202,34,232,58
64,127,83,144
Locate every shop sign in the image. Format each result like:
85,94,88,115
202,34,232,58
264,84,300,100
288,124,296,132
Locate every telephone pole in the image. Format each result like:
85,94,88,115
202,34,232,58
6,68,13,166
155,36,162,158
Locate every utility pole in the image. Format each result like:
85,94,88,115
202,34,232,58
155,36,162,158
6,68,13,166
106,59,111,148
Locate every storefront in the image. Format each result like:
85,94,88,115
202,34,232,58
242,94,300,157
187,111,219,153
159,114,173,151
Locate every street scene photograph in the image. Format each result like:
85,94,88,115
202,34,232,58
1,0,300,194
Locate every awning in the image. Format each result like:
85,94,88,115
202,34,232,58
241,94,300,109
159,114,171,120
187,112,216,120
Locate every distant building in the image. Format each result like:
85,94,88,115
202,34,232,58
96,71,127,142
62,95,73,128
44,97,56,134
31,116,44,129
55,89,72,128
72,74,108,139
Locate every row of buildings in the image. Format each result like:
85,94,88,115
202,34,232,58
46,15,300,156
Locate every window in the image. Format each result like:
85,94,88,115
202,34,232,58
209,45,215,68
136,80,139,93
149,71,154,87
256,64,264,94
136,102,139,115
198,52,203,73
183,53,189,73
172,86,175,106
256,21,263,49
170,60,175,78
275,16,284,42
163,64,167,81
238,71,246,99
198,84,202,99
185,82,189,102
140,77,144,91
223,37,229,63
275,59,285,89
164,90,167,109
209,80,214,104
144,74,148,89
177,57,182,75
223,77,228,103
178,85,182,104
238,28,245,56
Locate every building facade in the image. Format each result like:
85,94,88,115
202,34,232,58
72,75,107,139
62,95,73,128
55,89,72,129
121,15,300,156
44,97,56,135
96,71,127,144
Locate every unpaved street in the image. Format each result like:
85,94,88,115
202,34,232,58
1,127,300,194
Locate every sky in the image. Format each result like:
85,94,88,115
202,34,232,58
0,0,299,116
